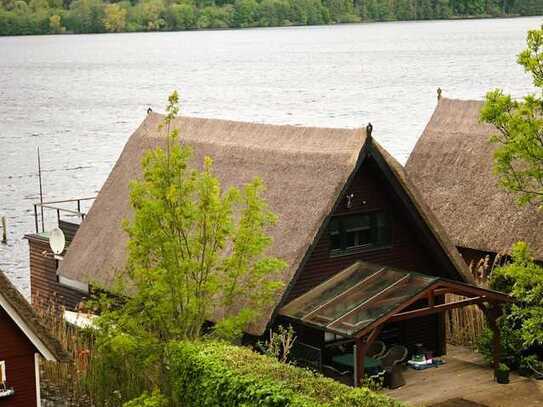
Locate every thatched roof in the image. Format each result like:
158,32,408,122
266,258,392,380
59,113,470,335
406,97,543,261
0,270,70,362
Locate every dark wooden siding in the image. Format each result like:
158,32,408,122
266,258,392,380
286,157,451,355
287,157,451,302
0,308,37,407
28,235,87,314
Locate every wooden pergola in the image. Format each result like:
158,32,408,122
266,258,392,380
280,262,512,386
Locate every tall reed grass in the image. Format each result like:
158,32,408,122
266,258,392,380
37,301,94,406
445,252,506,347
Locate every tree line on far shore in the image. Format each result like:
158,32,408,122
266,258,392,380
0,0,541,36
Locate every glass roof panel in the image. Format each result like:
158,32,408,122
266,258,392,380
328,273,438,336
304,268,407,326
281,262,384,319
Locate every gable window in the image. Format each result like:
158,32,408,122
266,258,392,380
328,212,391,255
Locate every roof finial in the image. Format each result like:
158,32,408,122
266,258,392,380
147,107,153,114
437,87,442,101
366,123,373,138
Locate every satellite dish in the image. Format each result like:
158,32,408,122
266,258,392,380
49,228,66,255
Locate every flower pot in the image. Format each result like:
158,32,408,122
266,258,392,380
496,369,510,384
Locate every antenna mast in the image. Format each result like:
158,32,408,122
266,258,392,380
37,147,45,232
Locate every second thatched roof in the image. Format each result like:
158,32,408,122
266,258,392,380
406,97,543,261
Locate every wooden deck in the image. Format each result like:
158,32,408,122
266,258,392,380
385,345,543,407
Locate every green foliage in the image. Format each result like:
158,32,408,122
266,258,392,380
258,324,297,363
83,91,286,406
478,242,543,368
123,390,168,407
103,3,127,32
48,13,64,32
477,317,524,366
1,0,541,36
481,24,543,208
167,340,405,407
491,242,543,347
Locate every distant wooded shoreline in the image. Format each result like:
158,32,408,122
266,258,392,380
1,0,541,37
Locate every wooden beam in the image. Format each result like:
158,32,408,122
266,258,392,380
437,280,512,303
356,283,438,338
389,296,485,322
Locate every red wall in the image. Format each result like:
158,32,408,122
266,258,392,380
0,308,37,407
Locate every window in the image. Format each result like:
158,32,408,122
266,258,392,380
0,361,5,382
328,212,391,255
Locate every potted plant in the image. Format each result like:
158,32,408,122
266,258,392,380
496,363,510,384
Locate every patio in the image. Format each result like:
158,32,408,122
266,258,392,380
385,345,543,407
279,261,512,386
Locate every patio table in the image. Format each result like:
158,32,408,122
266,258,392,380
332,353,382,371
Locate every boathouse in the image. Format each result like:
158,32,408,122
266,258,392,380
405,97,543,267
0,270,69,407
27,114,510,386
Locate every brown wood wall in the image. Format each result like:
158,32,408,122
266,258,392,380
288,157,452,302
0,309,37,407
28,235,87,314
287,157,450,355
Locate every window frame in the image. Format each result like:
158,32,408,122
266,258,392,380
0,361,5,383
328,211,392,257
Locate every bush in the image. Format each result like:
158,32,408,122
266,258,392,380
167,340,404,407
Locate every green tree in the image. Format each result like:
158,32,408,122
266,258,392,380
69,0,105,32
103,3,127,32
85,91,286,405
49,13,65,32
233,0,257,27
164,2,195,29
481,24,543,208
490,242,543,347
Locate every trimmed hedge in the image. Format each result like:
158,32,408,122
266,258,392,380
167,341,405,407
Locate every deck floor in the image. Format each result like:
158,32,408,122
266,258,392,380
384,345,543,407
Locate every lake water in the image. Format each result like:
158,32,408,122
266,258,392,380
0,16,541,296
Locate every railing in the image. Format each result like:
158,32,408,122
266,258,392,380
33,197,96,234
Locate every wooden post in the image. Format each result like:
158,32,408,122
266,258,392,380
1,216,6,244
353,326,382,387
354,338,365,386
484,304,502,378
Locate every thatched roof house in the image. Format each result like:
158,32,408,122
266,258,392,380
54,113,473,338
406,97,543,262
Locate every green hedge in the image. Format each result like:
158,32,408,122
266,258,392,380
167,341,405,407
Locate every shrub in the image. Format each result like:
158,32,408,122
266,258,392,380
167,340,404,407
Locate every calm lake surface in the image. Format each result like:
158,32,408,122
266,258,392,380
0,16,541,296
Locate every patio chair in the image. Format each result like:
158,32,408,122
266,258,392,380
367,340,386,358
376,344,408,368
377,345,408,389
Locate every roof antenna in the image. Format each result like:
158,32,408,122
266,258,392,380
37,147,45,233
366,123,373,138
437,87,442,101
